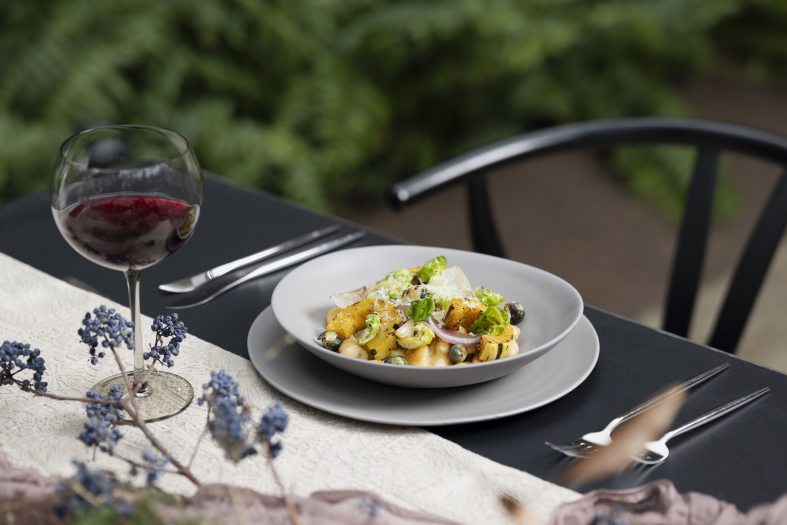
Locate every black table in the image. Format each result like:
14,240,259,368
2,175,785,510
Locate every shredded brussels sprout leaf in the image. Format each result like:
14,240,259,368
375,269,414,300
470,305,510,335
415,256,447,284
358,313,382,344
397,321,435,349
475,286,504,306
406,297,435,322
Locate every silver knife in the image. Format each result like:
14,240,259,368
158,224,341,293
166,230,365,309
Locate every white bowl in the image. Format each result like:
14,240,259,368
270,245,583,388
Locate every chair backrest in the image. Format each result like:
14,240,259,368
390,118,787,354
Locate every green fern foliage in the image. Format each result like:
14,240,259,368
0,0,782,212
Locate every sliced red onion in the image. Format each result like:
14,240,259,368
428,316,481,345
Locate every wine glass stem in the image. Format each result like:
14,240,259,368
125,269,146,390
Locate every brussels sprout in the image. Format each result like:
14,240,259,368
397,321,435,349
317,331,342,351
376,269,415,300
449,344,467,363
506,302,525,325
415,255,447,283
470,305,510,336
357,313,381,345
406,297,435,322
384,355,407,365
475,286,505,306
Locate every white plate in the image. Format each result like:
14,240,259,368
248,307,599,426
270,245,583,388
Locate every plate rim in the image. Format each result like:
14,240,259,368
248,307,600,426
270,244,584,373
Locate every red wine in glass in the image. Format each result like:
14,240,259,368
55,194,199,271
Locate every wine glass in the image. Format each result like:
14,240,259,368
51,125,202,422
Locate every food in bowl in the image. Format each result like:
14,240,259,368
316,256,525,366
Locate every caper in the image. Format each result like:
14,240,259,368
384,355,407,365
449,344,467,363
506,302,525,325
317,331,342,351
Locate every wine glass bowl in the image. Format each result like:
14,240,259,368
53,126,201,272
52,125,202,422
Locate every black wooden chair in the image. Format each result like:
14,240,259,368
390,118,787,354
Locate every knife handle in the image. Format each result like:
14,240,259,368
167,230,365,309
618,362,730,424
208,224,341,279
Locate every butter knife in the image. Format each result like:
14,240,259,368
158,224,341,293
166,230,365,309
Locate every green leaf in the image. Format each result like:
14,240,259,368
415,256,447,283
475,286,504,306
470,305,510,336
406,297,435,321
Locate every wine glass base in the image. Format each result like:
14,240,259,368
92,371,194,423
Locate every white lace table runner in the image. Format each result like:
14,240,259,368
0,252,579,523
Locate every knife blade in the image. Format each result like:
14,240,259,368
158,224,341,293
166,230,365,309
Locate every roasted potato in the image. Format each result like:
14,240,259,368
477,325,516,362
442,298,487,331
366,332,398,361
326,299,399,339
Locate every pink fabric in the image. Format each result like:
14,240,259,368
0,455,459,524
549,479,787,525
2,455,785,524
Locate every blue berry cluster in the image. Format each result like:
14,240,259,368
79,385,124,455
56,460,131,517
197,370,290,463
144,314,187,368
78,306,133,365
141,449,169,487
257,402,289,458
198,369,245,406
0,340,47,392
357,497,381,518
198,370,256,463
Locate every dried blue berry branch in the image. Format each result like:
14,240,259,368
198,371,298,523
77,309,203,485
2,305,298,524
80,307,187,398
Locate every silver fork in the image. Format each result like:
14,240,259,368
545,362,729,458
630,386,770,465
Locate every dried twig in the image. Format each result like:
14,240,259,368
113,452,179,476
119,398,201,487
226,486,251,525
23,383,117,405
187,417,211,469
109,348,139,415
265,451,300,525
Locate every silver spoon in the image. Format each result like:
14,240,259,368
631,386,770,465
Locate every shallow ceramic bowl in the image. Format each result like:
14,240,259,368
271,245,583,388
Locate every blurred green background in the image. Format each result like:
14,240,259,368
1,0,785,215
